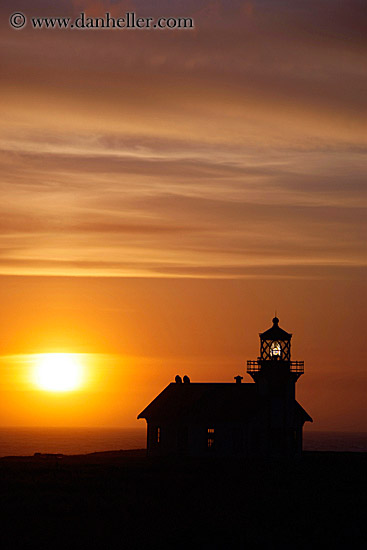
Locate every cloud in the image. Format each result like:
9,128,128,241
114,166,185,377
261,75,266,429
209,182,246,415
0,0,366,277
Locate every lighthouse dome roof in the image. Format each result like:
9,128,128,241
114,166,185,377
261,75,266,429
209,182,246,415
259,317,292,341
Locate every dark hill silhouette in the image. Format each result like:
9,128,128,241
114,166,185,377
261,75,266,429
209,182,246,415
0,451,365,549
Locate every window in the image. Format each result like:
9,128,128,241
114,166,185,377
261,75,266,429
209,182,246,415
157,427,161,444
270,341,281,358
207,428,215,449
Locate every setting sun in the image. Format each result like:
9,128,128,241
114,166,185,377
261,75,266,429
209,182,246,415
33,353,85,392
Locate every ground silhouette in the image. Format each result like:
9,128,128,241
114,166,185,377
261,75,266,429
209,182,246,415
0,450,365,549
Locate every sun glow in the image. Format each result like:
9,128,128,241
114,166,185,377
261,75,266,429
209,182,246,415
33,353,85,392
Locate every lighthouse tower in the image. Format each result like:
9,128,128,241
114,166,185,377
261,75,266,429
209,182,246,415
247,317,306,456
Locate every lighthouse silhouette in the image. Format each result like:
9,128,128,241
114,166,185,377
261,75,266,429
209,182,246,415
247,316,310,456
139,316,312,458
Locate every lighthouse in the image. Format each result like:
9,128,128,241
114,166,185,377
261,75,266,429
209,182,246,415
138,316,312,458
247,317,309,456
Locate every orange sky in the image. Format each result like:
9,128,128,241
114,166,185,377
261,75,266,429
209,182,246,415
0,1,366,431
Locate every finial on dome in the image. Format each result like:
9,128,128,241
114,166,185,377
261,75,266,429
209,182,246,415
272,316,279,326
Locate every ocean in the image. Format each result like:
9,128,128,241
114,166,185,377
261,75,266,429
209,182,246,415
0,427,366,456
0,427,146,457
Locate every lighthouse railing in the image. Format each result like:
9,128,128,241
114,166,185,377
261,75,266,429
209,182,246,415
247,360,304,374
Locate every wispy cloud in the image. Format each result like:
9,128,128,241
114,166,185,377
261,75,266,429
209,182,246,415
0,0,366,277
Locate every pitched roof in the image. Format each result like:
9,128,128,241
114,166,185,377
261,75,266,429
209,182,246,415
138,382,313,424
137,383,260,422
260,317,292,341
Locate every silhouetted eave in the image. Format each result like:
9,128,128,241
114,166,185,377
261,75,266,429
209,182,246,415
295,401,313,423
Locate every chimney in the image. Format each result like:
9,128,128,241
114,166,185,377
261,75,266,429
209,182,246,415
234,375,243,385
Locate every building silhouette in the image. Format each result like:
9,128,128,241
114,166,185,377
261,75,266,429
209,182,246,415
138,317,312,458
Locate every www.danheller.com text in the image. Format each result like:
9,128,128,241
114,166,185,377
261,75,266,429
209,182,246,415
9,11,195,30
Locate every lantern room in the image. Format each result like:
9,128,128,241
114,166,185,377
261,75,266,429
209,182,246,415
259,316,291,362
247,316,304,379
